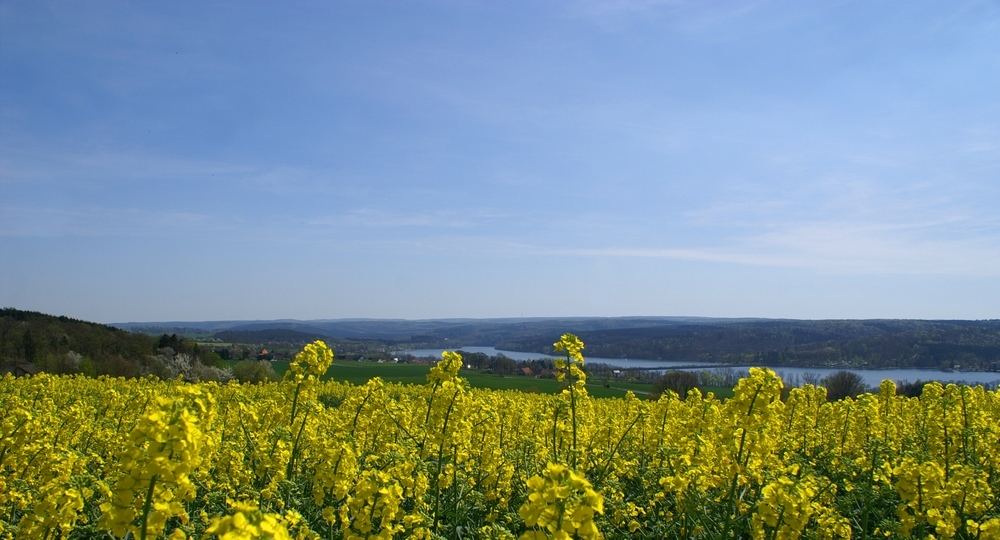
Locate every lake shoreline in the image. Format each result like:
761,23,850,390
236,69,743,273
399,345,1000,388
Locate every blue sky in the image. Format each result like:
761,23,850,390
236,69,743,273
2,0,999,322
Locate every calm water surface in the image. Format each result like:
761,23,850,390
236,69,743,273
400,346,1000,388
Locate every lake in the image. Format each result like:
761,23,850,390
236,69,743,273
399,346,1000,388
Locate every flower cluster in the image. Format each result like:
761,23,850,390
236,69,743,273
286,340,334,384
894,459,997,538
206,501,298,539
15,453,91,538
553,333,587,385
751,467,851,540
99,386,215,539
519,462,605,540
427,350,463,385
340,469,406,539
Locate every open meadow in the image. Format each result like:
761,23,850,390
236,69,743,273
266,359,665,400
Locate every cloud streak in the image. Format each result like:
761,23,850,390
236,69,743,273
0,205,238,238
555,179,1000,276
308,208,507,229
0,147,253,186
556,227,1000,277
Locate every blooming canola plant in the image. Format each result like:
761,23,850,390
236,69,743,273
0,336,998,538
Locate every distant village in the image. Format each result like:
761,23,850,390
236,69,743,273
223,341,651,383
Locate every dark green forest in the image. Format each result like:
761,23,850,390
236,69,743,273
0,308,224,378
496,319,1000,371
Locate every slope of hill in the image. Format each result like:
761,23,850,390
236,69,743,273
214,328,331,344
113,316,1000,371
496,319,1000,371
1,308,155,372
0,308,223,377
119,316,721,343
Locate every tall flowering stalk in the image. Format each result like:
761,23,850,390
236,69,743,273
424,351,470,533
519,334,606,538
284,340,334,479
554,333,587,468
99,386,214,540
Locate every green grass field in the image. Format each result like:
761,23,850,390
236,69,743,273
253,359,735,399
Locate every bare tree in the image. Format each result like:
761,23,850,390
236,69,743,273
822,371,867,401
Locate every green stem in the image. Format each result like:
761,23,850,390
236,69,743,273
289,382,302,426
551,406,561,462
350,386,375,437
570,379,578,469
139,474,159,540
287,406,312,479
596,410,644,484
432,388,461,532
418,383,440,452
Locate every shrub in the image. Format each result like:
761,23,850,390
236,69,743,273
190,362,233,382
232,360,278,383
896,379,932,398
821,371,867,401
653,370,700,398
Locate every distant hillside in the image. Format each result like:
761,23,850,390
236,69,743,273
215,328,332,344
1,308,156,374
113,315,1000,371
496,319,1000,371
119,316,715,343
0,308,225,378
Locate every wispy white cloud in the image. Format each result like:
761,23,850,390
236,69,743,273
0,145,371,202
0,147,252,186
555,228,1000,276
0,205,239,238
558,246,793,267
554,179,1000,276
308,208,509,229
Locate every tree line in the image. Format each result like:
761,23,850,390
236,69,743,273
496,319,1000,371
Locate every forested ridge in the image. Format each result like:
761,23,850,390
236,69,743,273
9,309,1000,373
0,308,222,377
496,319,1000,371
1,308,154,372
